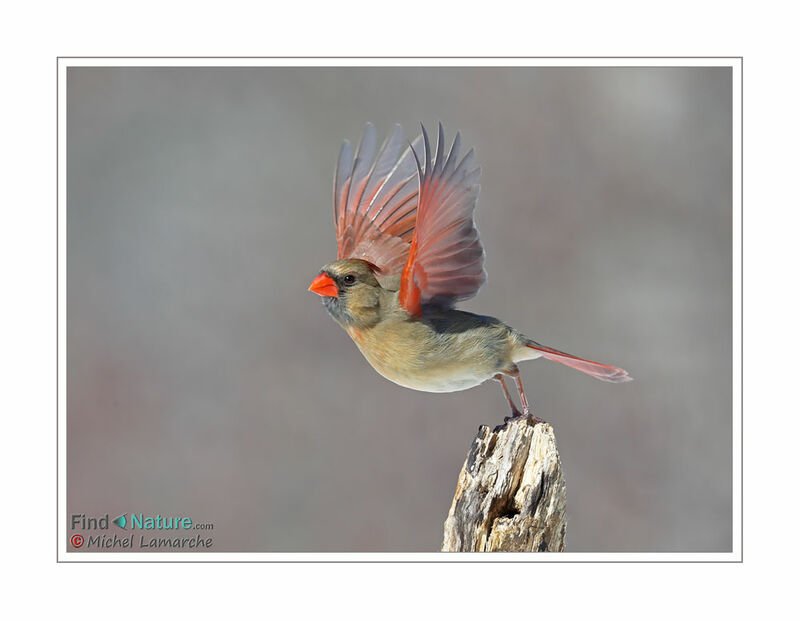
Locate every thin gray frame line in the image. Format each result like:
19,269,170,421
56,58,743,563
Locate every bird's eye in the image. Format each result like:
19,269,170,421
343,274,356,285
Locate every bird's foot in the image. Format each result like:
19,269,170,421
503,409,547,425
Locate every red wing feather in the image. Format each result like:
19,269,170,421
398,124,486,316
334,124,423,274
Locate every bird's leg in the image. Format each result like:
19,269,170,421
494,373,522,419
512,371,530,415
507,368,546,424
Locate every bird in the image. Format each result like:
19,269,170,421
308,122,631,421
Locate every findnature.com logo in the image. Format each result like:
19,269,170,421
69,513,215,550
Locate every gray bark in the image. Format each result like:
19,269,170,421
442,416,567,552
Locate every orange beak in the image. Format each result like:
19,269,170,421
308,272,339,298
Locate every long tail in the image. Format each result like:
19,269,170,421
525,342,633,383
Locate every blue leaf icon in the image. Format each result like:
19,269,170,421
112,514,127,529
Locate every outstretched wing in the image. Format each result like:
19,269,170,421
398,123,486,316
334,124,424,274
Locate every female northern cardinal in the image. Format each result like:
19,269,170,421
309,123,631,420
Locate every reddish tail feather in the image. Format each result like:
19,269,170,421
525,343,632,383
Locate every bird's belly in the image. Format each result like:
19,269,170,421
346,327,500,393
375,366,489,393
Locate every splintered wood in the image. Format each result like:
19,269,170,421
442,416,566,552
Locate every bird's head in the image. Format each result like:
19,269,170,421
308,258,383,328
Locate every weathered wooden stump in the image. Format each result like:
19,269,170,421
442,416,567,552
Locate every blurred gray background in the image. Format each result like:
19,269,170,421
67,66,732,552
